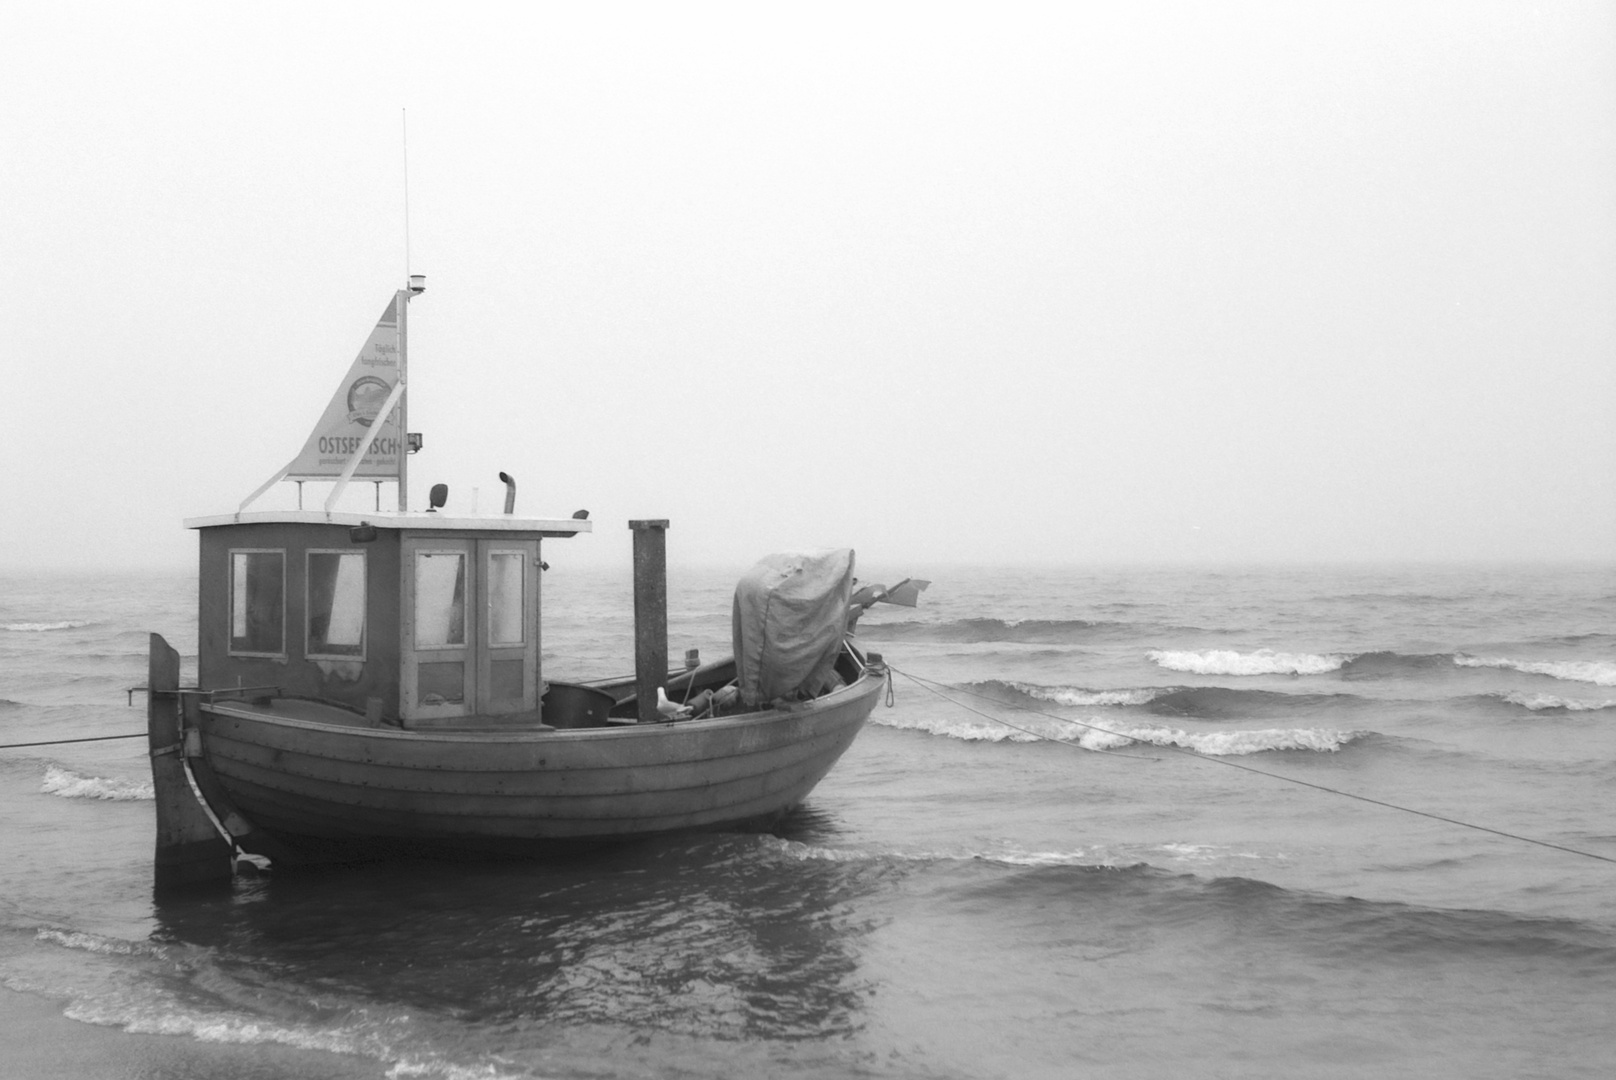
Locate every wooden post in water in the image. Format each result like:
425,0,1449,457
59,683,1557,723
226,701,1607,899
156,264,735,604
147,634,233,890
629,520,669,723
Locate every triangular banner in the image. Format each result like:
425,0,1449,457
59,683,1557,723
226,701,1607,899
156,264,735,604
283,296,404,480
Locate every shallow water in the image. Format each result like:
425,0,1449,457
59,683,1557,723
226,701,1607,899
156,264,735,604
2,562,1614,1078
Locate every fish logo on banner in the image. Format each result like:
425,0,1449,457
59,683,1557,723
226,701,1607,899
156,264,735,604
346,376,394,427
285,296,404,479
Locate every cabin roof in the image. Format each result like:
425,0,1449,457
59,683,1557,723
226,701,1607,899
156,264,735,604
184,510,592,536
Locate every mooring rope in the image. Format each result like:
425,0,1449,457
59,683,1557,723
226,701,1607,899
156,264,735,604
8,672,1609,867
0,733,146,750
891,666,1616,867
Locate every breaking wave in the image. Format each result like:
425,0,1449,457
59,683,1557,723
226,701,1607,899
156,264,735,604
984,680,1368,719
871,708,1362,754
1145,648,1595,682
41,765,153,801
1455,656,1616,687
863,618,1124,644
1103,723,1364,755
3,620,93,632
1148,649,1348,676
1000,681,1161,707
1492,691,1616,713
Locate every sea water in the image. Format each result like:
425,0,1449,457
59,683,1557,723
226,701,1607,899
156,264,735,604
1,562,1613,1079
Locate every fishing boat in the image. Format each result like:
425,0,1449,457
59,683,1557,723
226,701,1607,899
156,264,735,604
146,278,925,888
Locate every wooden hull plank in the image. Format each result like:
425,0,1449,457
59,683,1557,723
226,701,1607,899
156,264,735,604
193,672,882,857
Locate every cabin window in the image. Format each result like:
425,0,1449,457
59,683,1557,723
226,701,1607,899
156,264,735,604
307,551,366,658
487,550,526,645
229,550,285,656
414,551,466,648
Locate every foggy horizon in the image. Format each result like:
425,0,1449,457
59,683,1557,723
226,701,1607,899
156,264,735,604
4,3,1612,574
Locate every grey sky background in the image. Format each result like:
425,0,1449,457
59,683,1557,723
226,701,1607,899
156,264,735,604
3,2,1612,572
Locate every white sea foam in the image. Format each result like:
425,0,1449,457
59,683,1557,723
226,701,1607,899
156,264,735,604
872,709,1147,749
1147,648,1348,676
870,710,1354,755
1456,656,1616,687
759,835,1137,869
1081,721,1362,755
1154,843,1270,862
1007,682,1161,707
387,1062,532,1080
1072,726,1140,751
36,928,157,957
761,837,942,864
987,848,1112,867
26,962,502,1080
68,999,375,1056
58,988,464,1077
3,620,92,632
988,844,1270,869
760,836,1278,871
42,765,154,801
871,710,1037,743
1496,691,1616,712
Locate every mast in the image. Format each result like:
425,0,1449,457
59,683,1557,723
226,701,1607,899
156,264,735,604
400,110,416,512
401,274,425,511
398,285,409,511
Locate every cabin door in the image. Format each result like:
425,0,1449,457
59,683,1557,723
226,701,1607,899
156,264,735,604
401,538,540,722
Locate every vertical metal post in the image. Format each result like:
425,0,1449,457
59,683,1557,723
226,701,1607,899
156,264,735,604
629,520,670,723
396,287,409,512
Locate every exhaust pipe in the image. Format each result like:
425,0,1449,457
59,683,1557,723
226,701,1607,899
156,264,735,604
498,472,516,515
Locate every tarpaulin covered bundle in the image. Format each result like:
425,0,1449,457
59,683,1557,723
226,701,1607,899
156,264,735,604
733,549,855,706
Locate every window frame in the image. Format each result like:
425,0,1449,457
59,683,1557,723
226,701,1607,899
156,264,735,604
304,548,368,661
411,548,470,652
227,548,288,658
485,547,528,647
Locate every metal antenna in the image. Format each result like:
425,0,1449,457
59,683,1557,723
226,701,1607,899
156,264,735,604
402,107,411,278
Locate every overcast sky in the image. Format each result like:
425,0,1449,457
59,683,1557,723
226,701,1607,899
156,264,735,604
3,2,1612,572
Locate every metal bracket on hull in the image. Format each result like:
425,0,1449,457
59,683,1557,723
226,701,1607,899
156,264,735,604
177,692,305,867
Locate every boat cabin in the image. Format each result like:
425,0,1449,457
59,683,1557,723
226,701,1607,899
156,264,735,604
186,510,590,726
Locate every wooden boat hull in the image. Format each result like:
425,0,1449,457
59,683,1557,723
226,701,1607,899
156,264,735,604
194,672,883,862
